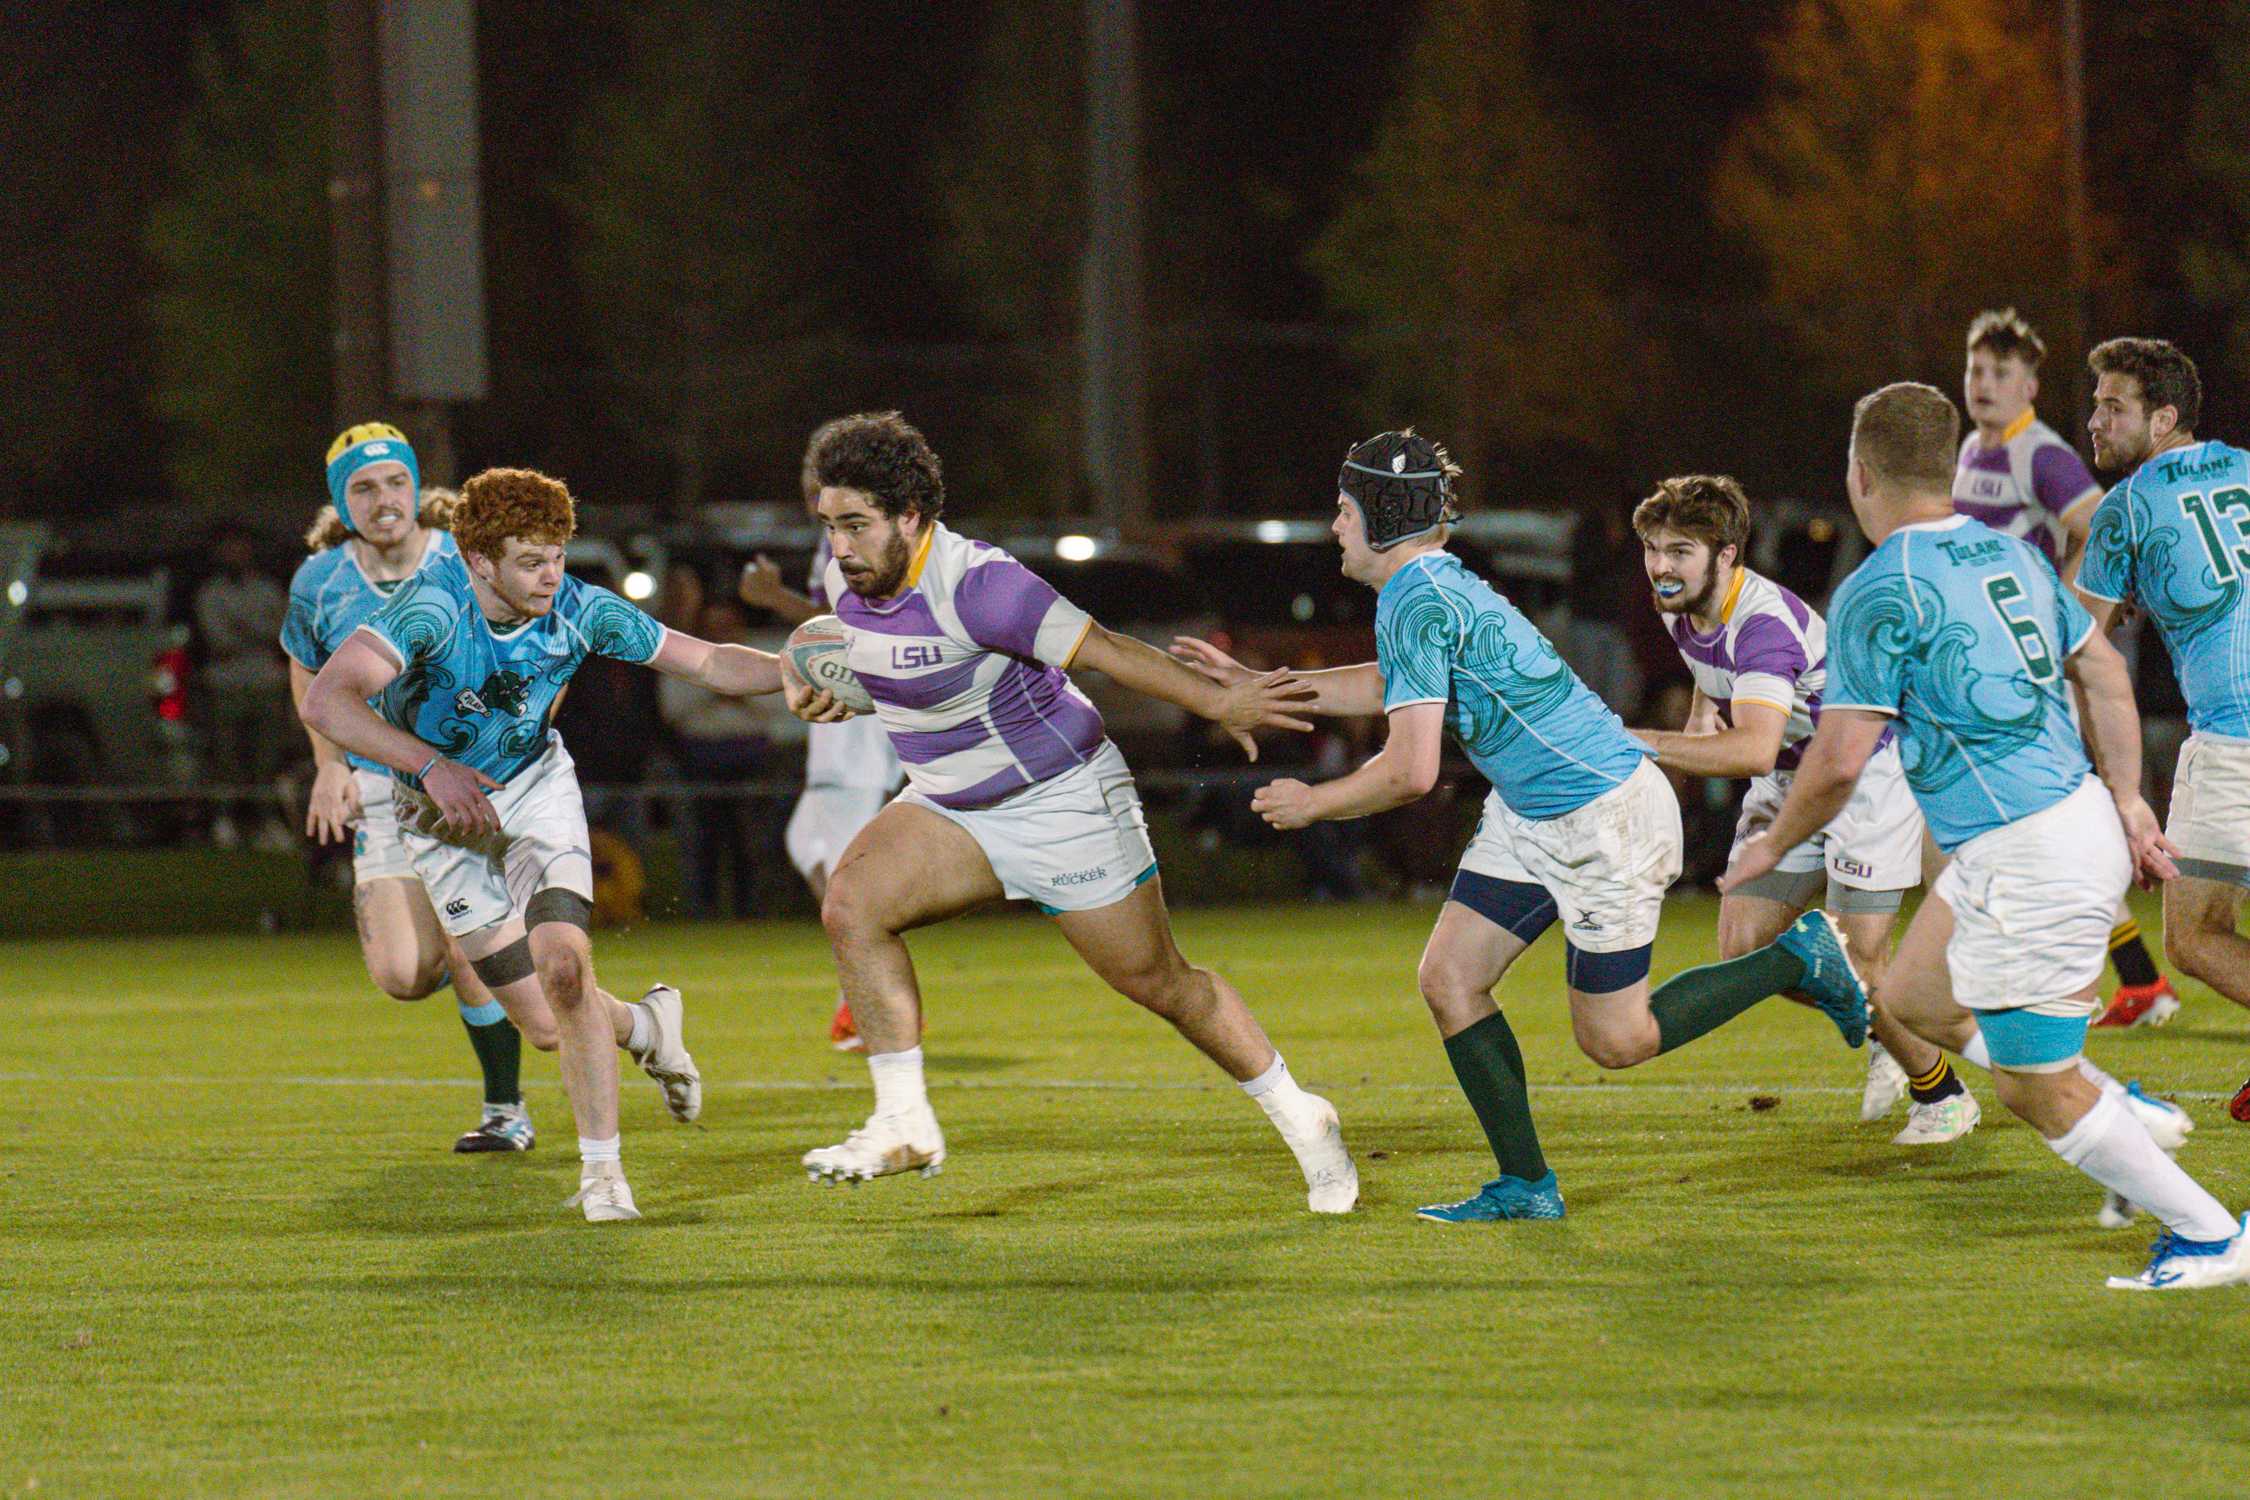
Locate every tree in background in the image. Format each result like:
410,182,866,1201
1310,0,1634,498
930,0,1086,516
557,4,832,513
1714,0,2090,401
144,0,330,505
2183,0,2250,408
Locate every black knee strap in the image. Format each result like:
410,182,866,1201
525,888,592,933
471,936,536,988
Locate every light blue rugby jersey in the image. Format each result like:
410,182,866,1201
1826,516,2095,851
280,530,460,771
357,554,666,786
1374,551,1649,821
2077,439,2250,739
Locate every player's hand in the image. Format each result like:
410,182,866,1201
2114,793,2181,888
780,660,856,723
1717,833,1780,896
1252,778,1318,830
1215,669,1316,761
738,553,793,612
305,761,361,844
1169,636,1254,688
422,757,502,840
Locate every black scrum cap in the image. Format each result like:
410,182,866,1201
1338,430,1457,550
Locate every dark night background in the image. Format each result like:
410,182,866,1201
3,0,2246,531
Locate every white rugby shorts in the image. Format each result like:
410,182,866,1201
396,736,594,938
1733,740,1924,893
350,766,418,885
1456,756,1682,954
898,739,1157,915
1932,776,2129,1014
785,783,897,883
2168,733,2250,886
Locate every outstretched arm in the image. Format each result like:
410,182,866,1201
1169,636,1383,716
1253,702,1443,829
1071,623,1313,761
739,554,823,626
649,629,786,697
1716,709,1888,894
1635,700,1788,779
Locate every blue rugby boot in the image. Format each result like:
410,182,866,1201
1774,909,1869,1048
1416,1170,1565,1223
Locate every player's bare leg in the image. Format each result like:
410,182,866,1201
804,803,1004,1184
354,876,538,1152
1412,898,1559,1221
2164,877,2250,1008
1055,877,1357,1212
1867,895,1979,1143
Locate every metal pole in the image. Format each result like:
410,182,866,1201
327,0,388,427
1082,0,1150,529
2063,0,2091,430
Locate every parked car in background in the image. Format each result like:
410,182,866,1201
0,522,200,840
992,525,1218,765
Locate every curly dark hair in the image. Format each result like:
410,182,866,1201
807,411,945,521
2089,337,2202,432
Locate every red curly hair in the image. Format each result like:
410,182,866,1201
454,467,578,560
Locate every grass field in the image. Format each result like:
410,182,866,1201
8,894,2250,1497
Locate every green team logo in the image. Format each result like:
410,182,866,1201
479,670,531,717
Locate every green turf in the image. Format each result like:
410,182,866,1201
7,895,2250,1497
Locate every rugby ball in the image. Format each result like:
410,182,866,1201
782,615,875,713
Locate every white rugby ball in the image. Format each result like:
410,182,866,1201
782,615,875,713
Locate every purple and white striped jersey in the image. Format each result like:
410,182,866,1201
1951,411,2101,566
827,522,1104,810
804,535,903,791
1663,568,1825,772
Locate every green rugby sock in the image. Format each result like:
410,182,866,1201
1650,945,1805,1055
458,999,523,1108
1443,1011,1547,1182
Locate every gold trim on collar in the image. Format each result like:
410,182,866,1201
903,524,937,587
1999,408,2036,444
1717,567,1749,624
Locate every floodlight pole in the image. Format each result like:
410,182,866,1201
2064,0,2091,429
1082,0,1151,529
327,0,389,428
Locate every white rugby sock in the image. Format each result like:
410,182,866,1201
869,1045,928,1116
1240,1054,1308,1121
578,1133,621,1166
624,1004,654,1055
2049,1093,2236,1242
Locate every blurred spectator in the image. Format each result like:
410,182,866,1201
658,561,706,632
195,524,290,849
657,599,772,918
1536,504,1645,720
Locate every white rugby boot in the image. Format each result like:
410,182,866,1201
2099,1083,2195,1228
1270,1090,1359,1214
803,1104,946,1184
1892,1091,1979,1145
631,984,702,1123
565,1165,641,1223
1860,1041,1908,1122
2107,1212,2250,1291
